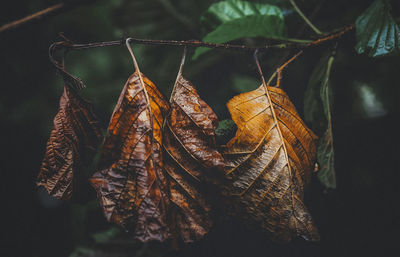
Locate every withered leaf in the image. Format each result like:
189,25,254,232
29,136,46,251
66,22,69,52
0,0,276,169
37,86,103,200
164,66,225,243
90,71,171,242
223,83,320,242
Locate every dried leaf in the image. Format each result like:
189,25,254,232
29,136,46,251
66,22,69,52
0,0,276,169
90,71,171,242
37,86,103,200
163,68,225,243
223,84,319,242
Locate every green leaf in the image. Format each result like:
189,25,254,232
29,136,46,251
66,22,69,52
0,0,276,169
304,53,336,189
355,0,400,57
193,0,285,59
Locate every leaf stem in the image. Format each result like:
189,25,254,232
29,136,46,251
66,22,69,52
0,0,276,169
289,0,324,35
169,47,187,103
253,49,267,90
324,54,335,121
275,38,313,44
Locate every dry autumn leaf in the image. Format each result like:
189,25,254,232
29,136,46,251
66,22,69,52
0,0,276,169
37,86,102,200
223,80,320,242
163,50,225,243
90,44,171,242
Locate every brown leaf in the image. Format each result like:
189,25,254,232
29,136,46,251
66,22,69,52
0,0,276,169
164,69,225,243
90,71,171,242
223,83,320,242
37,86,103,200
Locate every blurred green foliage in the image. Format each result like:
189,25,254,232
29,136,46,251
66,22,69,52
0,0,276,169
304,52,336,188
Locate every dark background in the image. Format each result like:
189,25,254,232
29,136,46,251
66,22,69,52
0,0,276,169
1,0,399,256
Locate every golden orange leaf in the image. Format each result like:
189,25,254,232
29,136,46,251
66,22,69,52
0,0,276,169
223,83,320,242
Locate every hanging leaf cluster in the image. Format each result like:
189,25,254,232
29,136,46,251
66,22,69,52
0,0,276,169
37,47,319,244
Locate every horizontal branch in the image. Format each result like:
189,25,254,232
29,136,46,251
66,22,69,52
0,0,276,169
50,24,354,90
56,25,354,52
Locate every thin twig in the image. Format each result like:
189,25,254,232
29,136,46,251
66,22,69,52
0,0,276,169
156,0,196,30
0,3,66,33
254,49,267,88
289,0,324,35
55,25,353,52
277,51,303,87
267,51,304,86
273,0,325,79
